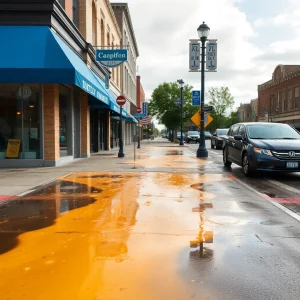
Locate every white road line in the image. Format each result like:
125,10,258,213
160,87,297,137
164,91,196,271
17,189,36,197
267,179,300,196
235,178,300,223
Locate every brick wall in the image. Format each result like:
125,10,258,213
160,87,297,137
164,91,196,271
43,84,60,161
64,0,73,20
80,91,90,157
78,0,87,39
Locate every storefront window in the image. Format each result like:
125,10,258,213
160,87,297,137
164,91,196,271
59,85,72,157
110,117,119,149
0,84,41,159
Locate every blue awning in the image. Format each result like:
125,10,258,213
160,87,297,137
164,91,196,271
0,26,109,105
125,113,138,123
89,72,129,118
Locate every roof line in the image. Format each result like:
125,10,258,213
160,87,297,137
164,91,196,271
111,3,139,57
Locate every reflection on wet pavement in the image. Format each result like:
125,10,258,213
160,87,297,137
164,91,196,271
1,144,300,299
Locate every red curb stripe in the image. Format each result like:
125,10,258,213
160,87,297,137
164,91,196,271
0,196,16,201
273,198,300,204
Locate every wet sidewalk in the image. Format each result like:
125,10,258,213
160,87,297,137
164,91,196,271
1,140,300,300
0,140,156,198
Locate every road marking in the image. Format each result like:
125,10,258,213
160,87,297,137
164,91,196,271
267,179,300,196
235,178,300,223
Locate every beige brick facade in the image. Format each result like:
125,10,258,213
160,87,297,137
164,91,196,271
80,91,90,157
77,0,122,92
43,84,60,161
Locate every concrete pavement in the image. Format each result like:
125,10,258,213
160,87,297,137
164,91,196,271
1,139,300,299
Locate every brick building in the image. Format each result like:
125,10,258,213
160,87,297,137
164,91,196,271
237,99,258,122
136,75,145,109
258,64,300,129
0,0,139,167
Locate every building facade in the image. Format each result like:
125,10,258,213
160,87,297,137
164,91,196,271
111,3,139,145
237,99,258,122
0,0,138,167
237,103,251,122
258,65,300,129
250,98,258,122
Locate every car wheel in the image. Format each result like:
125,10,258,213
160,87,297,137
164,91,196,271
187,140,190,143
223,147,232,167
211,140,214,148
242,153,254,176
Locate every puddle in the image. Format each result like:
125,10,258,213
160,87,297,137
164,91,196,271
207,216,239,225
0,181,99,254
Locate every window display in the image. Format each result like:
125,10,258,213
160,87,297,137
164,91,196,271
0,84,41,159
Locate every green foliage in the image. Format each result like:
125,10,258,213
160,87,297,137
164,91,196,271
206,86,235,131
149,82,198,130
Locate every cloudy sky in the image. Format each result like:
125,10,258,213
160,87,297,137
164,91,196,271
112,0,300,109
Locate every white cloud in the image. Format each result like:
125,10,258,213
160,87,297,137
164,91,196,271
120,0,300,108
253,18,265,28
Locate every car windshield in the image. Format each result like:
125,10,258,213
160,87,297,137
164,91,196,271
188,131,199,135
247,124,300,139
217,129,228,135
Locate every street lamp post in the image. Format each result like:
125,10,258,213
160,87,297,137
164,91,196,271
137,121,141,148
177,79,184,146
197,22,210,158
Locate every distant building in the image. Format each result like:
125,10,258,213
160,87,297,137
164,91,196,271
250,98,258,121
237,103,251,122
257,64,300,130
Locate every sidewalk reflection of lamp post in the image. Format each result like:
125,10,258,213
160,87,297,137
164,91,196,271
197,22,210,158
177,79,184,146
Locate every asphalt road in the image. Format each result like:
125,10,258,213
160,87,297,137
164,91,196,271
189,141,300,217
1,140,300,300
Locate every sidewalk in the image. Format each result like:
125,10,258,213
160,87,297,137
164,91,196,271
0,139,178,198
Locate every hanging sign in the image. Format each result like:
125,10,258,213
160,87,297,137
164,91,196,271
206,42,217,70
96,50,128,68
18,86,32,99
189,41,200,71
6,139,21,158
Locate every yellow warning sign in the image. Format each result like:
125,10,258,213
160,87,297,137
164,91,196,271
191,111,213,128
6,139,21,158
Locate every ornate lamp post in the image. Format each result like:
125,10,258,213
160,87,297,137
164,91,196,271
196,22,210,158
177,79,184,146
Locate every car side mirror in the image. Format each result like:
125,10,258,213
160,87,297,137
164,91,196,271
234,135,243,141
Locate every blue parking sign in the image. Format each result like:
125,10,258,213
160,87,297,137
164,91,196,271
192,90,201,106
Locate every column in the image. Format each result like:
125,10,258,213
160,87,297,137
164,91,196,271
43,84,60,165
80,91,90,158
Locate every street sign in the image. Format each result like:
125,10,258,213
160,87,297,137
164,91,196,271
133,113,146,117
189,41,200,71
206,42,217,71
142,102,148,116
116,95,126,106
192,90,201,106
202,105,214,112
175,98,180,107
96,49,128,68
191,111,213,128
137,107,142,113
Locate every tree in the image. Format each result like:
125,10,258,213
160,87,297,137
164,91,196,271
149,82,198,135
207,87,235,130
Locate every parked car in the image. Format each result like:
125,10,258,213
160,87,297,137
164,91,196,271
204,131,212,140
185,131,200,143
222,122,300,176
211,128,229,149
